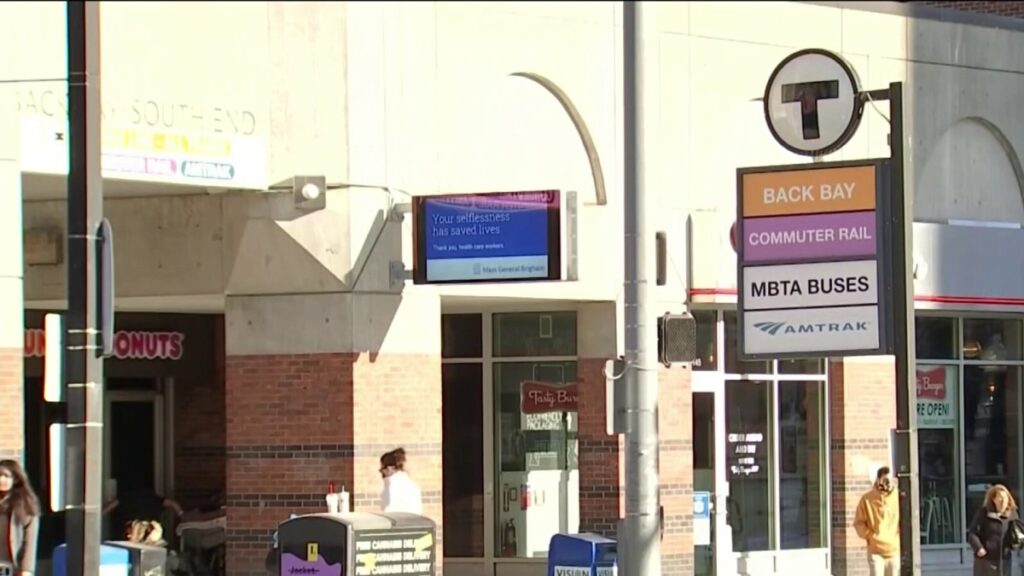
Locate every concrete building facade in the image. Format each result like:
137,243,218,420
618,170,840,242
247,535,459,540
3,2,1024,576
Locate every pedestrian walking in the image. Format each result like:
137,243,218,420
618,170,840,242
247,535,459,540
0,459,40,576
379,448,422,515
854,466,900,576
968,484,1020,576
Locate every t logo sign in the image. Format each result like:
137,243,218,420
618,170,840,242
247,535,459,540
780,80,840,140
763,49,864,157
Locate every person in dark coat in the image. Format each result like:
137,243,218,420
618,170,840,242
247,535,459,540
968,484,1019,576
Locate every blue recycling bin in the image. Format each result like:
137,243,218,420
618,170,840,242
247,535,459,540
52,543,131,576
547,533,617,576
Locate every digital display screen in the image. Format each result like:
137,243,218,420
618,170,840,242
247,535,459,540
413,190,561,284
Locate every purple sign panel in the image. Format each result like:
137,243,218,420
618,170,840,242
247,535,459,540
743,210,876,262
280,553,342,576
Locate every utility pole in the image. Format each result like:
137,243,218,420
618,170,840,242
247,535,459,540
887,82,922,576
621,2,661,575
66,2,105,575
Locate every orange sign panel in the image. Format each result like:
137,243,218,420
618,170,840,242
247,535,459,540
742,165,876,217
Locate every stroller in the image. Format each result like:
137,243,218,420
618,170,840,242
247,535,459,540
175,515,226,576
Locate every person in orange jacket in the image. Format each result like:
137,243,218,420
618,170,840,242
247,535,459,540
854,466,901,576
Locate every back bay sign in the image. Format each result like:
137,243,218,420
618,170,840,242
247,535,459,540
736,160,894,359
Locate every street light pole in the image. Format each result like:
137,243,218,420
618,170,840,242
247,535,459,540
66,2,104,575
622,2,662,575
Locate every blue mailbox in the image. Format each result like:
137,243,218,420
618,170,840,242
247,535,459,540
548,533,617,576
52,543,131,576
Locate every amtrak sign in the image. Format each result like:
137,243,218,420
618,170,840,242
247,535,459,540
763,49,865,157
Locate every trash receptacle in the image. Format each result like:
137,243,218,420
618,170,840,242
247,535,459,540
277,512,436,576
105,541,168,576
547,533,617,576
52,543,132,576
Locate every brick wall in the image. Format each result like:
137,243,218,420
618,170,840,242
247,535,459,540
175,372,226,508
658,365,693,576
909,1,1024,18
224,352,442,576
577,358,694,574
577,358,623,538
175,316,226,509
0,348,23,462
829,358,898,576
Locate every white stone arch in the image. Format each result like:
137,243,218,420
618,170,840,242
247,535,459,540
916,116,1024,223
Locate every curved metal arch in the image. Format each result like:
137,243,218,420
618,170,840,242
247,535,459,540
963,116,1024,212
510,72,608,206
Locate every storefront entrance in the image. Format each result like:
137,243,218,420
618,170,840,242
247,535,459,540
692,382,734,576
105,384,166,503
690,309,831,576
440,308,579,576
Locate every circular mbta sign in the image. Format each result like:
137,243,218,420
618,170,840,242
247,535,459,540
763,49,864,157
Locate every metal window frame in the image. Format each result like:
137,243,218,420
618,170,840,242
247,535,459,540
696,308,833,563
915,314,1024,555
440,306,580,575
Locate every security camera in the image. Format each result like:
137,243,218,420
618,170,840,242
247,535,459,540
301,182,321,201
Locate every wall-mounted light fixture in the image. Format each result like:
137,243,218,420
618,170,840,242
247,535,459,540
292,175,327,211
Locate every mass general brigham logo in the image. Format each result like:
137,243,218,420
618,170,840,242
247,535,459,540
754,320,870,336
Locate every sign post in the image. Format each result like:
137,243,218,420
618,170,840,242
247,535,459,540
748,48,920,576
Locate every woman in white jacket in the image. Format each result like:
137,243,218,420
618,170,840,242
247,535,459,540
379,448,423,515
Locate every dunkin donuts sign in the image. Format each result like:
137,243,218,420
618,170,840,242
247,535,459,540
24,328,185,361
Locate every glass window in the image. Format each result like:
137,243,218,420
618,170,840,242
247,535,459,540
916,364,960,545
725,312,771,375
916,317,958,360
964,366,1022,521
964,319,1022,362
494,361,579,558
493,312,576,357
726,380,772,552
442,363,484,557
778,381,827,549
442,314,483,358
778,358,825,375
693,310,718,371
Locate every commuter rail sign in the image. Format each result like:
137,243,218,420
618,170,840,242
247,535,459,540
736,160,895,359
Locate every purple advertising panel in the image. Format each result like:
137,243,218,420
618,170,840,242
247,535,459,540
743,210,876,262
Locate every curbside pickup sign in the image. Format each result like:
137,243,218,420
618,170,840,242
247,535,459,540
737,160,894,359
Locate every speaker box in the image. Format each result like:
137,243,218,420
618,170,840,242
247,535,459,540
657,312,697,365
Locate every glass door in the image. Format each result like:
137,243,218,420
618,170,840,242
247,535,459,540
692,377,735,576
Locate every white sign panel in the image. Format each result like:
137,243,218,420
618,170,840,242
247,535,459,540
553,568,590,576
743,305,880,355
743,260,878,310
764,49,863,156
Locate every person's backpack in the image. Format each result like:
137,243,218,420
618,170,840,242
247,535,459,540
1006,518,1024,550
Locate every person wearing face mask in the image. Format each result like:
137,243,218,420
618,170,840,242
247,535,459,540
0,460,40,576
854,466,900,576
968,484,1019,576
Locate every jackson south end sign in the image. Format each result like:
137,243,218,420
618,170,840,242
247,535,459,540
520,381,579,414
24,329,185,361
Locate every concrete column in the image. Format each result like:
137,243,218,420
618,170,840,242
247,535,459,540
222,290,442,576
0,89,24,462
829,357,898,576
